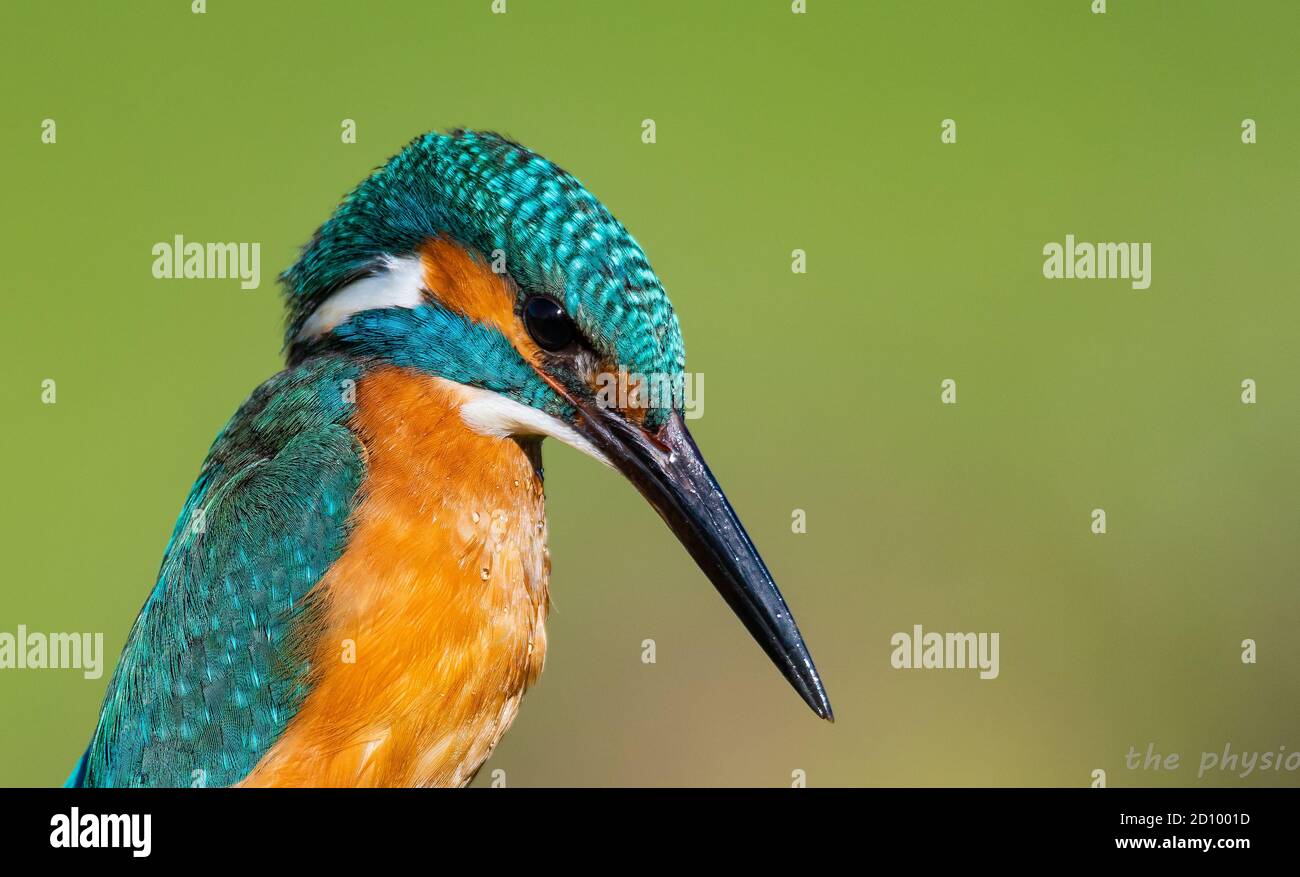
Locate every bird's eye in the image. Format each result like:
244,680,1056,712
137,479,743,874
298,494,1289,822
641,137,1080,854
523,295,577,352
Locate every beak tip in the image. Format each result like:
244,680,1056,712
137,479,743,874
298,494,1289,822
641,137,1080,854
789,655,834,721
806,682,834,722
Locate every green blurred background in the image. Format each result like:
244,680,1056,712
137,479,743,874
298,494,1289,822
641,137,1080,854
2,0,1297,787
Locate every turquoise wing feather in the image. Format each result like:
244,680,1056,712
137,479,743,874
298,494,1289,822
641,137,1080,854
75,355,365,787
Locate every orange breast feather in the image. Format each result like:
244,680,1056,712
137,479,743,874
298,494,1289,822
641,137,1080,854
240,367,549,787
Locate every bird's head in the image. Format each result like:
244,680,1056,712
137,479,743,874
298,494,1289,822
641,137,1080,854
283,129,831,720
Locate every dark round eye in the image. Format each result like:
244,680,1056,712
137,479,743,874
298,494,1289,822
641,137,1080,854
523,295,577,352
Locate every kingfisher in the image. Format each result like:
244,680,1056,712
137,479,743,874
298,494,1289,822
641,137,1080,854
67,130,831,787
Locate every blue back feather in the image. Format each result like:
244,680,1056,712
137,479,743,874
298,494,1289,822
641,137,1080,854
78,355,364,787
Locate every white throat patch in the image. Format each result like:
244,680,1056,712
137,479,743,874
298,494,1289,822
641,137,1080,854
452,383,612,469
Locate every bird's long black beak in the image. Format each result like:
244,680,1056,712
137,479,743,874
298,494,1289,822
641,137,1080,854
573,403,832,720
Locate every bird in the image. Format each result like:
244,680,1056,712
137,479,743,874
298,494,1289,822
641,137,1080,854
66,129,831,787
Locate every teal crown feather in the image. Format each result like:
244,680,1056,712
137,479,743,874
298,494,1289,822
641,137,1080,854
281,129,686,383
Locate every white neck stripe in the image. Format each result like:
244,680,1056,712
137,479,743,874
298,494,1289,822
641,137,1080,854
295,256,427,342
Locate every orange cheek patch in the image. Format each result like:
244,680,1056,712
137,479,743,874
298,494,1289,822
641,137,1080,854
419,238,542,364
419,237,587,404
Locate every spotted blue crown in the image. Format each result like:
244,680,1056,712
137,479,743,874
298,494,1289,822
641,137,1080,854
281,129,686,384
